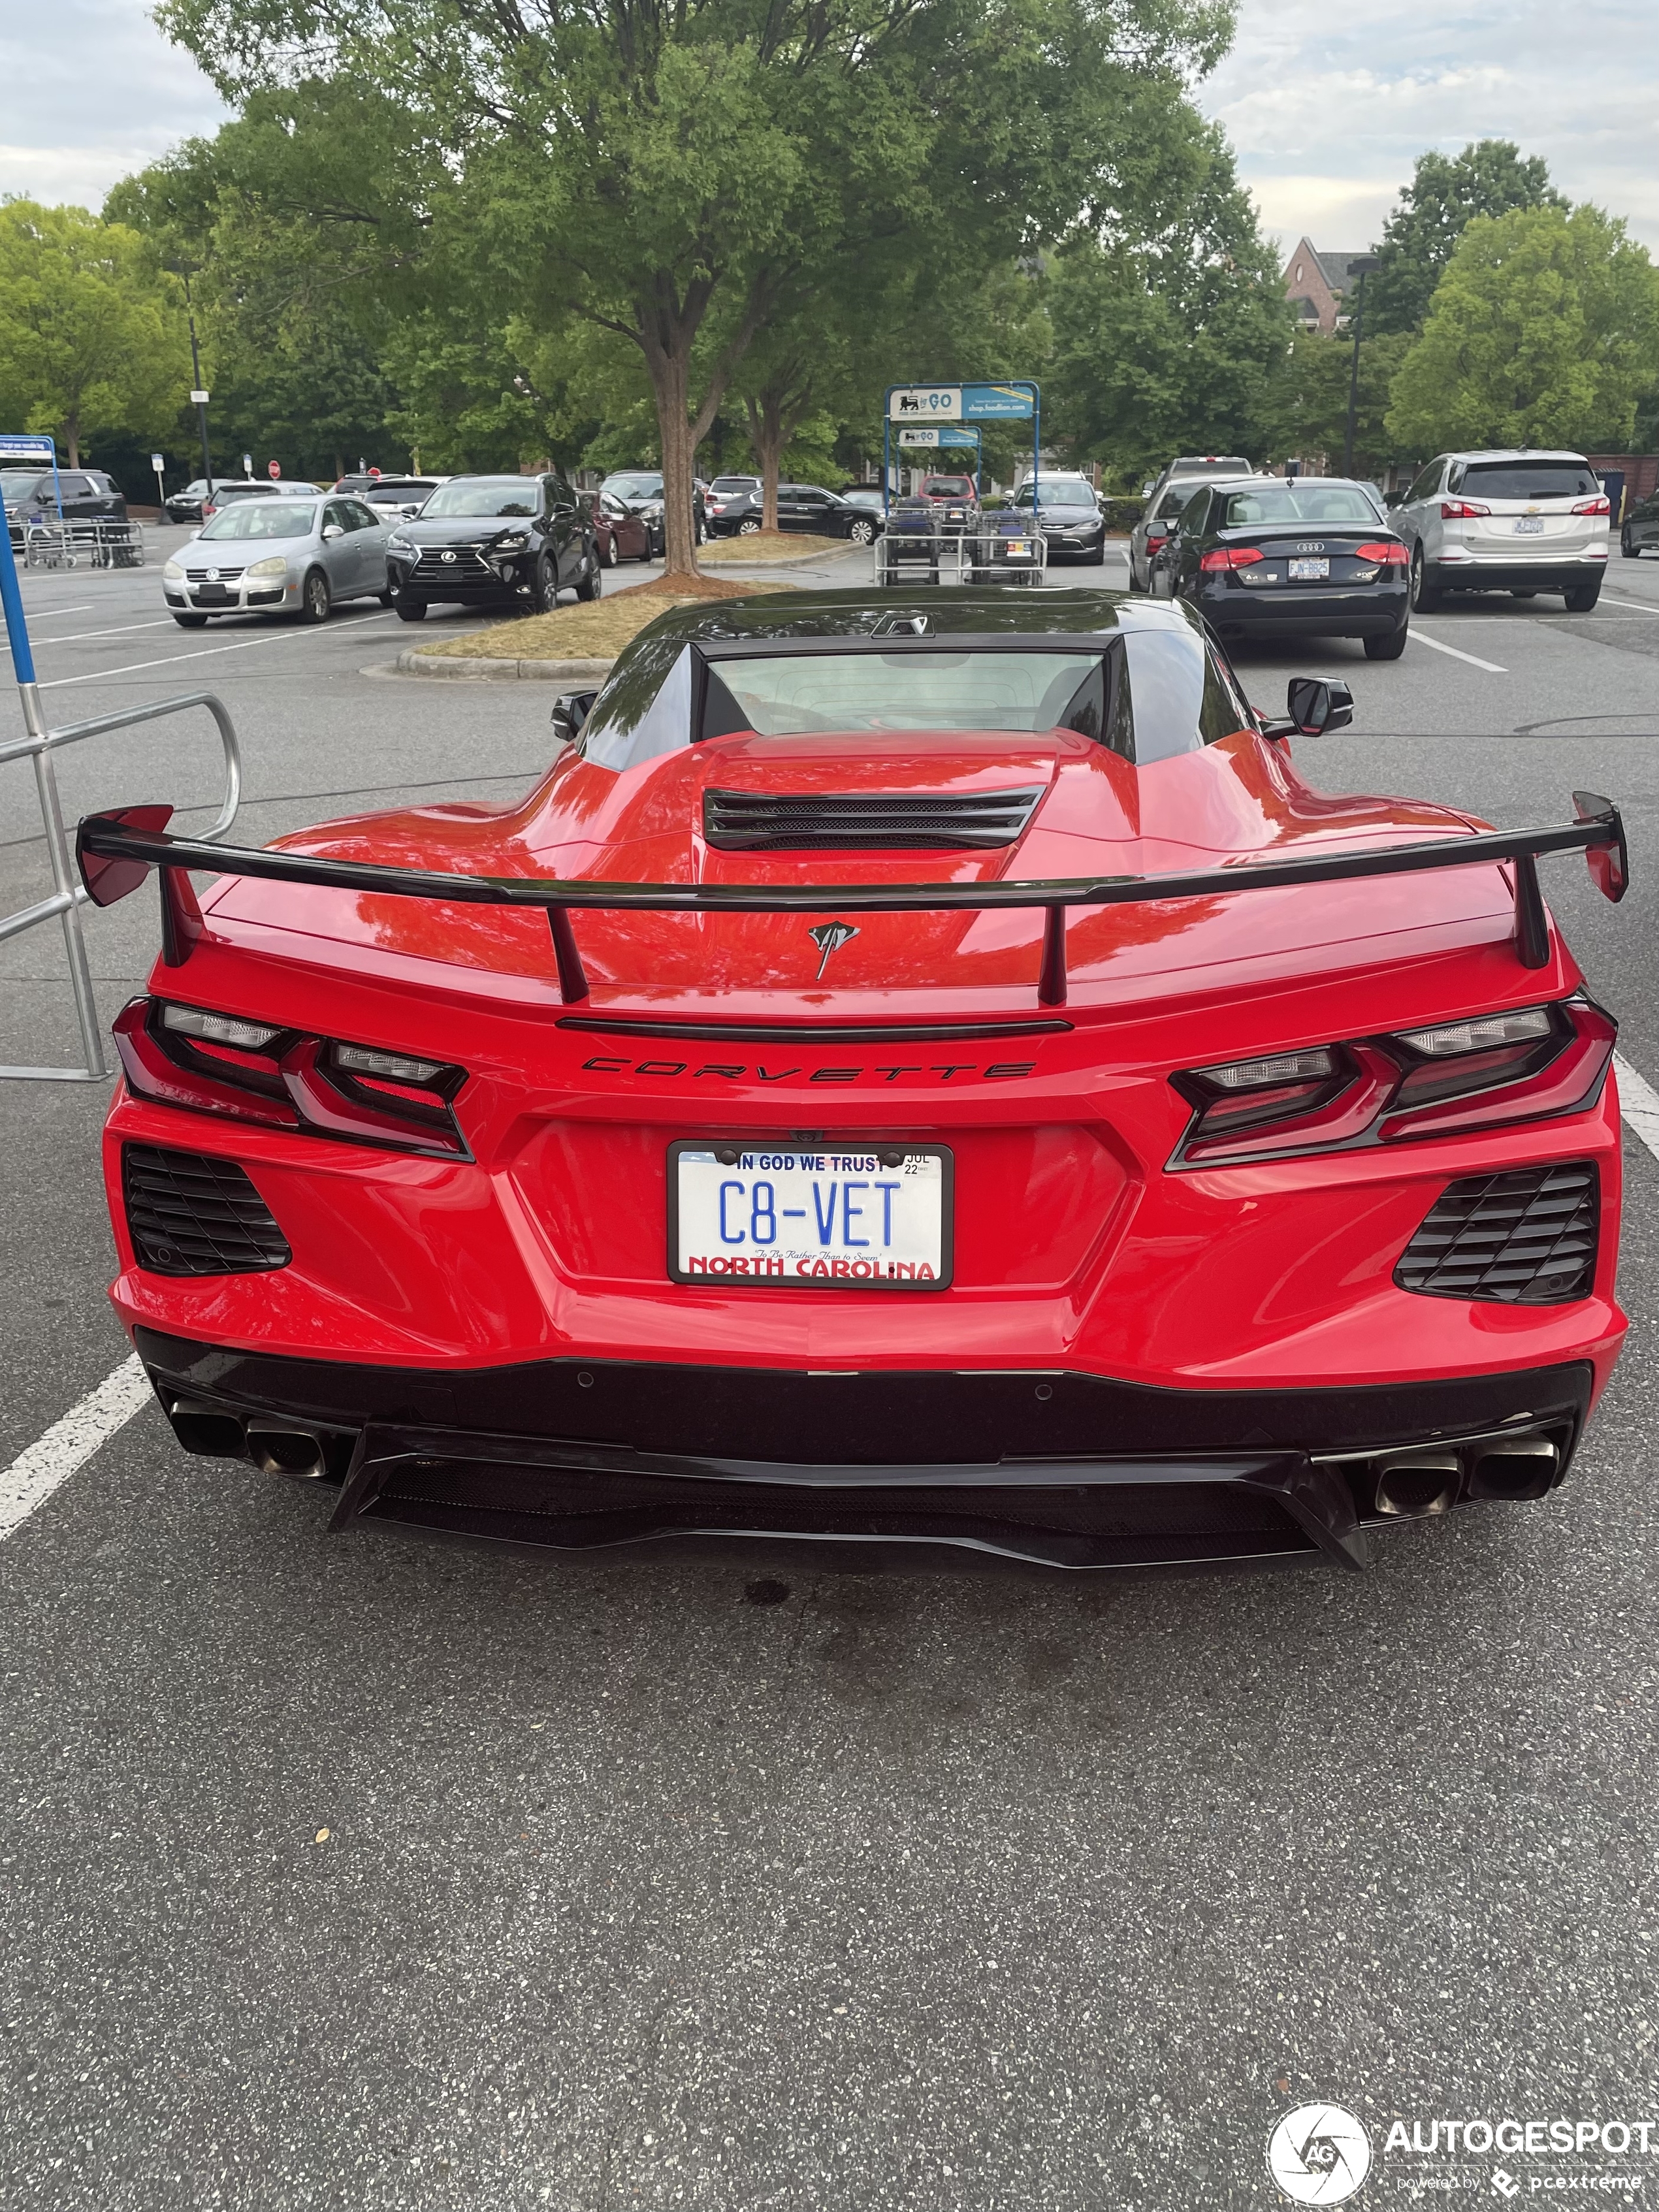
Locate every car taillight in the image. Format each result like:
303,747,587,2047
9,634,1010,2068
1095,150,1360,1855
1572,494,1611,516
115,999,470,1157
1199,547,1265,572
1145,532,1167,554
1440,498,1491,519
1352,541,1409,564
1168,998,1614,1167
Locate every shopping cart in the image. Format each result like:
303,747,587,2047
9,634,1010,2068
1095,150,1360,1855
966,510,1047,586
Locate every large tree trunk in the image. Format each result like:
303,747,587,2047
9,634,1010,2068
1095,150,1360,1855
745,390,787,530
634,271,774,579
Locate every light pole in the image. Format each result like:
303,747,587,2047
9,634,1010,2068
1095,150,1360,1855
179,270,214,490
1342,255,1381,478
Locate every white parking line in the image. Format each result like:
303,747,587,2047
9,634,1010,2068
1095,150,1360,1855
20,603,97,622
1598,595,1659,616
0,1354,151,1544
38,609,400,689
32,618,176,645
1617,1054,1659,1168
1408,628,1507,674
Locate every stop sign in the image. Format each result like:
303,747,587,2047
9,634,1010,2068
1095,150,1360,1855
267,459,280,480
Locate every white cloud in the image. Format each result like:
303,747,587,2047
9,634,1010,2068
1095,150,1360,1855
1198,0,1659,253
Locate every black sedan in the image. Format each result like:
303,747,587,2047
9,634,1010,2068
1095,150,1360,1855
710,482,879,543
385,473,598,620
1622,489,1659,560
1151,476,1409,659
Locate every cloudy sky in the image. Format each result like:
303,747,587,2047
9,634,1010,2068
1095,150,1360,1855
2,0,1656,261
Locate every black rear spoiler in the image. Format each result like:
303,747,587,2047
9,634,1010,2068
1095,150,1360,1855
76,793,1627,1010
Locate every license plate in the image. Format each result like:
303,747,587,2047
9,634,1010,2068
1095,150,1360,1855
1515,517,1545,534
195,585,233,603
1288,557,1329,580
669,1142,951,1288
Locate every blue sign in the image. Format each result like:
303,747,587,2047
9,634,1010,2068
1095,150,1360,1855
961,384,1036,421
0,433,56,463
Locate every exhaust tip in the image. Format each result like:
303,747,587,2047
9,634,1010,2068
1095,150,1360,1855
167,1398,250,1460
1373,1451,1460,1518
1466,1438,1558,1503
246,1424,329,1481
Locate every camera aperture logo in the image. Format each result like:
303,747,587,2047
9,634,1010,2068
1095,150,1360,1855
1268,2105,1374,2204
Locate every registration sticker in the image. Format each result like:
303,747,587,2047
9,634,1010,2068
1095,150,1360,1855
669,1142,952,1288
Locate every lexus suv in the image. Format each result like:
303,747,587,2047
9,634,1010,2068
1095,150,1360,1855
1391,450,1610,613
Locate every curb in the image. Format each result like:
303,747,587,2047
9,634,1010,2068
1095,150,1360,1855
700,541,865,571
396,650,616,682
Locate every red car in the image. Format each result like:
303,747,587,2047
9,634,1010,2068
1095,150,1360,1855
583,488,652,568
78,590,1628,1574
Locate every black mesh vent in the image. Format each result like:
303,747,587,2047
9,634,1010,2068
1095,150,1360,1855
1394,1162,1598,1304
123,1144,291,1276
703,786,1043,851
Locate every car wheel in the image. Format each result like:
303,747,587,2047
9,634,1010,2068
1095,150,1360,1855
697,515,711,545
1127,563,1146,594
847,517,877,545
1409,548,1441,613
1621,530,1638,558
1564,580,1602,612
737,519,763,536
395,596,428,622
574,553,600,603
172,612,210,628
1364,621,1409,661
533,554,561,613
602,534,617,568
300,569,331,623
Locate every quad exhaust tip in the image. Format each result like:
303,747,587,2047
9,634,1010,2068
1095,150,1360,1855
1370,1435,1561,1516
1372,1451,1461,1518
167,1398,333,1481
244,1424,330,1481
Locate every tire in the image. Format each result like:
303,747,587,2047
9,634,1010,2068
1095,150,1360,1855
532,554,561,613
737,519,762,537
1622,530,1638,558
1364,621,1409,661
697,515,711,545
574,554,600,603
172,612,209,628
1127,563,1146,594
847,517,877,545
602,534,617,568
300,568,331,623
1409,548,1441,613
1564,579,1602,612
395,596,428,622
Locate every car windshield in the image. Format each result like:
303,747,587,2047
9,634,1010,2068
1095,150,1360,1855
366,481,436,501
421,480,539,517
199,501,319,540
1025,482,1093,508
1453,460,1598,501
606,474,662,500
1,471,48,501
1218,485,1381,527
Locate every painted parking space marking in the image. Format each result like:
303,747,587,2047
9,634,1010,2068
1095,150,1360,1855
1598,595,1659,617
1616,1053,1659,1168
1408,628,1507,674
37,609,400,690
32,618,176,645
0,1354,150,1545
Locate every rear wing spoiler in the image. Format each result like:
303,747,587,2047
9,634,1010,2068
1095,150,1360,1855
76,793,1627,1011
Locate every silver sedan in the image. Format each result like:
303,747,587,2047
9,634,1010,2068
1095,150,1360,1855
162,493,395,625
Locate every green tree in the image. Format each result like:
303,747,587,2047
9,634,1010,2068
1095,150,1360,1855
1045,122,1290,477
156,0,1235,574
1263,326,1413,475
1367,140,1561,338
1387,203,1659,455
0,202,186,465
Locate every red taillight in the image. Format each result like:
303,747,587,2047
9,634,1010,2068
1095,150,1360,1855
115,999,469,1157
1199,546,1264,572
1169,999,1614,1167
1440,498,1490,519
1572,494,1611,516
1352,541,1409,564
1145,532,1167,554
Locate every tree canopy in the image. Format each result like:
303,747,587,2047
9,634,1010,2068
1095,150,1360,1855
1388,203,1659,455
1366,140,1562,339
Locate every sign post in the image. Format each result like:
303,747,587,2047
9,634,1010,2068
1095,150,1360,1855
884,383,1039,513
150,452,166,507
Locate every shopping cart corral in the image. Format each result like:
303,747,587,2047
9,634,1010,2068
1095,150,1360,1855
877,498,1047,587
15,517,147,571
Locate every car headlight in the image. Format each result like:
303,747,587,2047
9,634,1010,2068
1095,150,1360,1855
388,532,412,551
493,532,530,553
246,555,288,581
162,558,184,581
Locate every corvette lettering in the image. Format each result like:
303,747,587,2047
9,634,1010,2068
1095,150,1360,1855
581,1055,1035,1083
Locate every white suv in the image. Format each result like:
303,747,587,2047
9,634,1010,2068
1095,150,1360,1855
1391,449,1609,613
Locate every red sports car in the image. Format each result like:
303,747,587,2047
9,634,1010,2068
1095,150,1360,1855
78,589,1629,1573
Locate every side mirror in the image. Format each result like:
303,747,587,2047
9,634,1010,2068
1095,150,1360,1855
1285,677,1354,736
321,523,344,541
1141,482,1154,498
551,690,599,745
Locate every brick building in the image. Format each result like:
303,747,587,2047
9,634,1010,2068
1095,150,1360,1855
1282,240,1373,335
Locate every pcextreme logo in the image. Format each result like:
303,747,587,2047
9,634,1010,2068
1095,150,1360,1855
1267,2106,1374,2204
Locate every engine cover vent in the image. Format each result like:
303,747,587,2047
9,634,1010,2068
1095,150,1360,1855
703,786,1044,851
1394,1162,1598,1304
123,1144,291,1276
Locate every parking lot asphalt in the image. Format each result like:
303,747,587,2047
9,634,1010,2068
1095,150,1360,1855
3,526,1659,2209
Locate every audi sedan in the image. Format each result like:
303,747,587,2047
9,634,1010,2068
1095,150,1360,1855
162,494,395,625
1152,476,1409,659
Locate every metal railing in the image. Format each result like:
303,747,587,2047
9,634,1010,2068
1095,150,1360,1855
1,688,241,1080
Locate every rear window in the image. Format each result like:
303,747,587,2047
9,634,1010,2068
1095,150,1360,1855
1451,459,1597,501
1218,485,1380,528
